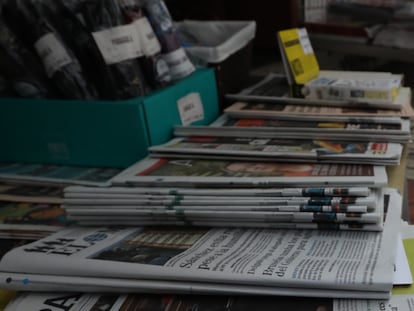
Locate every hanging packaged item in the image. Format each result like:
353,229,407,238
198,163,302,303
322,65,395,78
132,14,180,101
143,0,195,81
2,0,98,100
0,16,55,98
118,0,171,89
80,0,150,99
39,0,121,100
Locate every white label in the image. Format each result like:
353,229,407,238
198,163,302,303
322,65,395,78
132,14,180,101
34,33,72,78
177,92,204,126
298,28,313,55
135,17,161,56
163,47,195,80
92,24,143,65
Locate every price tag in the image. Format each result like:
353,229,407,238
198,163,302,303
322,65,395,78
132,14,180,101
92,24,143,65
177,92,204,125
34,33,72,77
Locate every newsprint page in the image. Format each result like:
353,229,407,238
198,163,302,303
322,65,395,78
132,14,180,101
0,189,402,300
4,219,414,311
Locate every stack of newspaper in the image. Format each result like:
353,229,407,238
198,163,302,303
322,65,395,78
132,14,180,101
0,188,404,299
60,154,392,232
4,217,414,310
63,184,386,230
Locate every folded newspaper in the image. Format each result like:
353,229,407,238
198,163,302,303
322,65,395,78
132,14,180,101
0,189,402,299
4,218,414,311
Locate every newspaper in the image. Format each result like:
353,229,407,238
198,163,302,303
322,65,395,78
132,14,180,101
63,194,379,209
148,137,403,166
4,287,414,311
0,189,401,299
224,85,414,121
64,185,372,197
4,216,414,310
64,209,383,224
111,157,388,188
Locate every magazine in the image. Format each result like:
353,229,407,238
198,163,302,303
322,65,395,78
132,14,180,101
173,114,411,140
0,189,401,299
0,162,123,187
148,137,403,166
0,182,64,204
111,157,388,188
173,115,411,143
225,85,414,121
149,152,401,166
0,201,72,239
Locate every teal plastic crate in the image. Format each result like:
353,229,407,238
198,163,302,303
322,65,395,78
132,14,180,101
1,68,219,168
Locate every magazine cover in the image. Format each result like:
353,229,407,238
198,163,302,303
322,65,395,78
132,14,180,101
0,162,123,187
111,157,388,188
173,115,411,143
0,182,63,204
148,136,403,166
205,114,411,136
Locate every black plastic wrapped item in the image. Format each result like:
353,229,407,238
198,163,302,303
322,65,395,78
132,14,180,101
2,0,98,100
0,16,55,98
80,0,150,99
143,0,195,80
41,0,120,100
118,0,171,89
0,75,12,97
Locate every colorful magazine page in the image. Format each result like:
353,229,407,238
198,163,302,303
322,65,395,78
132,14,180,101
111,157,388,188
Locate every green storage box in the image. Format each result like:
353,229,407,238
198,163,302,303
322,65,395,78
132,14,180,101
143,67,219,146
1,68,219,168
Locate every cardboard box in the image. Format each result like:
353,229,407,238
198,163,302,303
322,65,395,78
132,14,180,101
0,68,219,168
